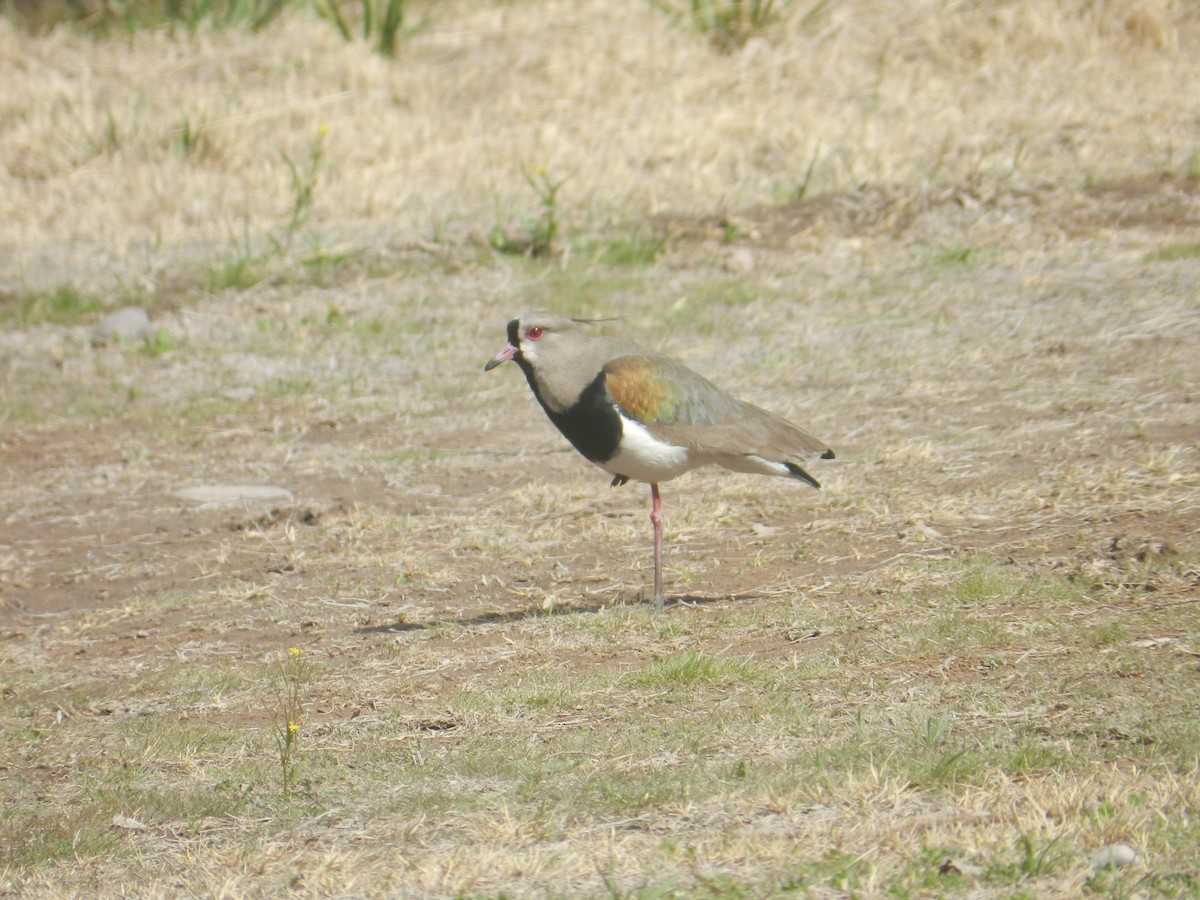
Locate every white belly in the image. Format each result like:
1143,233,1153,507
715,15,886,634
600,416,693,484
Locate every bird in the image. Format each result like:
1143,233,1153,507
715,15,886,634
484,312,834,611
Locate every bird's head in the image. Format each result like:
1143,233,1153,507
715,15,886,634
484,312,583,374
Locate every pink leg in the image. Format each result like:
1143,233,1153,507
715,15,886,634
650,483,664,611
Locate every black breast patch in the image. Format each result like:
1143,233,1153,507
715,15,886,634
540,371,623,465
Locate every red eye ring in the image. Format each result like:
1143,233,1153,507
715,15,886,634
525,326,545,341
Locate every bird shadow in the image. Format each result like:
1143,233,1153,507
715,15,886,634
352,591,763,635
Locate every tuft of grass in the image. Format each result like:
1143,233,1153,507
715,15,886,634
173,112,213,159
770,143,823,203
983,834,1074,886
652,0,786,52
626,650,761,688
490,167,570,259
206,242,272,291
316,0,415,56
278,125,328,252
0,285,108,325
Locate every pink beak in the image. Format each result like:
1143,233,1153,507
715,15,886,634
484,342,518,371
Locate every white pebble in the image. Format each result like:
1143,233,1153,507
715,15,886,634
92,307,150,346
173,485,293,506
1090,843,1138,870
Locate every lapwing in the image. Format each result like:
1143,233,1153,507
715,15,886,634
485,312,833,610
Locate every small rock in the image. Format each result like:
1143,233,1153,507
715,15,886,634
91,307,150,346
173,485,293,506
1090,843,1138,870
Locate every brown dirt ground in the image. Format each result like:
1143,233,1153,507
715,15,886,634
3,176,1197,662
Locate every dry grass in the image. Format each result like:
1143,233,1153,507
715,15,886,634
2,0,1199,288
3,1,1200,897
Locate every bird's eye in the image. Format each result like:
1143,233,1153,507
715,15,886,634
525,326,545,341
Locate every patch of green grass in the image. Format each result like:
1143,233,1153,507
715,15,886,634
1086,621,1128,647
262,376,317,398
950,557,1025,604
1144,241,1200,263
924,556,1089,609
585,768,696,816
594,230,669,267
982,834,1075,886
786,849,870,894
3,0,293,35
200,239,368,294
299,245,369,284
138,328,186,357
0,804,122,871
511,687,576,712
206,243,274,292
694,280,759,309
173,112,214,159
913,242,996,268
892,713,984,787
0,285,107,325
0,711,279,871
1001,741,1071,777
626,650,762,688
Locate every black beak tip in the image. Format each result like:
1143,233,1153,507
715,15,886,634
483,358,501,372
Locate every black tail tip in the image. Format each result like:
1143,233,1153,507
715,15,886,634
820,449,835,460
784,462,821,489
